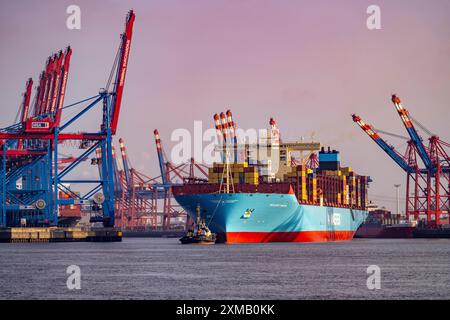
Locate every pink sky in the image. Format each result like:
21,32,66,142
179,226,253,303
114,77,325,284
1,0,450,212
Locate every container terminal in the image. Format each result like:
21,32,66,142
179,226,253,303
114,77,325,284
0,10,136,242
0,9,449,242
353,95,450,238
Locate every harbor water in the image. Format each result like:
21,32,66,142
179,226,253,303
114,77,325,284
0,238,449,299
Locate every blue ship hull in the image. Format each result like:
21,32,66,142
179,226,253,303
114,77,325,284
174,193,368,243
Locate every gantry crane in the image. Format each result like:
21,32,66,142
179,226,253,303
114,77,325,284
391,95,434,171
153,130,208,229
104,132,207,231
353,95,449,226
0,10,135,228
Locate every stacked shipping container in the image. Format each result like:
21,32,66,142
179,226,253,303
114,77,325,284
208,162,259,185
199,147,369,211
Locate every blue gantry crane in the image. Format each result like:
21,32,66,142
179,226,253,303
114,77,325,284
391,95,434,172
352,114,415,173
0,10,136,228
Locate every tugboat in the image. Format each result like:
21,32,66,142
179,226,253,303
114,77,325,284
179,205,216,245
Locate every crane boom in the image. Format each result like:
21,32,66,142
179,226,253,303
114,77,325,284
391,95,434,170
40,56,56,116
111,146,122,193
110,10,135,135
17,78,34,149
213,114,224,144
352,114,414,173
36,58,53,116
20,78,33,123
49,50,64,116
154,129,168,184
54,46,72,126
226,109,238,163
219,112,230,143
118,138,131,187
213,113,225,161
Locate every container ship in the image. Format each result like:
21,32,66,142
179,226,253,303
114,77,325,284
354,207,450,239
355,207,415,238
173,112,370,243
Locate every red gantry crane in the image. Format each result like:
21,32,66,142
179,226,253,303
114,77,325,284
24,46,72,133
353,95,450,227
104,129,208,231
110,11,135,135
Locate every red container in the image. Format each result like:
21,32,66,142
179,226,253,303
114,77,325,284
258,182,292,194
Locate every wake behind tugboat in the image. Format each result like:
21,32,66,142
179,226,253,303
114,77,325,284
179,205,216,245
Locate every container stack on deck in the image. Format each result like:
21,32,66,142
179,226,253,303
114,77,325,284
206,147,369,210
208,163,259,185
201,112,371,211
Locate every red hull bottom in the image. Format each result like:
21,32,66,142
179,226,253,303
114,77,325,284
217,231,356,243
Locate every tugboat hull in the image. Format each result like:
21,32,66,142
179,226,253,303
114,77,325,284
179,237,216,245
